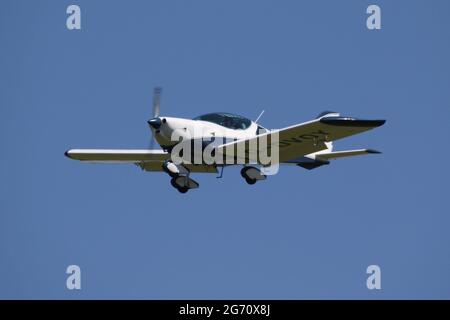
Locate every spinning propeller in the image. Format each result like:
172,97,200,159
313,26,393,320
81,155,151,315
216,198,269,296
147,87,162,149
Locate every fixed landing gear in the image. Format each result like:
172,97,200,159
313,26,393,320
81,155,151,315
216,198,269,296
163,161,199,193
240,166,266,185
170,175,199,194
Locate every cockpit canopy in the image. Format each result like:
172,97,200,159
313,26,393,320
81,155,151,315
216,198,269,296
193,112,252,130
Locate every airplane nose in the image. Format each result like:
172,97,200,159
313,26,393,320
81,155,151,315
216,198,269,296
148,117,162,129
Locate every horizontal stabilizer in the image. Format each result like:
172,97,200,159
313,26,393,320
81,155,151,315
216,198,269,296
297,158,330,170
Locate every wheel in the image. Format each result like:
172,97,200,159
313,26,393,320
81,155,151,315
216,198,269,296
245,177,257,185
170,178,179,189
171,178,188,193
177,187,189,193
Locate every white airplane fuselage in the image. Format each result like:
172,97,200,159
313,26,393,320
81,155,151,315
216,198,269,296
153,116,260,149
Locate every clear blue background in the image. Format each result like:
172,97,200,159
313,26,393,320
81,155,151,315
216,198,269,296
1,0,449,299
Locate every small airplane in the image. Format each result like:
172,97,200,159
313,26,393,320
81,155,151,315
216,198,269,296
65,87,386,193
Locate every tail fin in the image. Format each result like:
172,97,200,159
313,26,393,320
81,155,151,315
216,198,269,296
316,111,340,119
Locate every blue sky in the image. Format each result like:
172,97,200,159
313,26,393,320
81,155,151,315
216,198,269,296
1,0,450,299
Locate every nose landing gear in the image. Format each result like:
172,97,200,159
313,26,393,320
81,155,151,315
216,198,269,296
163,161,199,193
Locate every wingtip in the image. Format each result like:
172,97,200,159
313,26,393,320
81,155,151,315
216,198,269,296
376,119,387,127
366,149,382,154
320,117,386,128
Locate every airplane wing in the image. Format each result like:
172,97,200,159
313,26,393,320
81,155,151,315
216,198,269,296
64,149,218,173
217,116,385,163
65,149,169,162
315,149,381,160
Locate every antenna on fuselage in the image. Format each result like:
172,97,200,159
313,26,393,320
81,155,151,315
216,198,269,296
255,110,265,124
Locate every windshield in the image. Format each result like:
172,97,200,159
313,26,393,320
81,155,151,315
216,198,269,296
193,113,252,130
